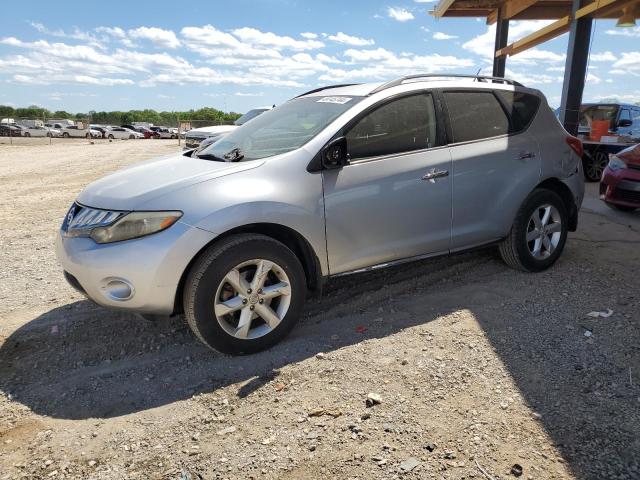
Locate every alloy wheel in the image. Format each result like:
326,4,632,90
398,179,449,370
214,259,292,340
585,151,608,181
526,204,562,259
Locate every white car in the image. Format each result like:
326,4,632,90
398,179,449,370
183,107,271,149
17,125,60,137
48,124,93,138
105,127,144,140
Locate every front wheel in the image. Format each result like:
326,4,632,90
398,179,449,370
62,132,69,138
108,134,114,139
499,189,569,272
24,132,31,137
184,234,306,354
129,134,134,139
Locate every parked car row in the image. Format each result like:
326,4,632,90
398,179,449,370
1,123,62,137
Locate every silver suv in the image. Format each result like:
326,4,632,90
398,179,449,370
56,74,585,354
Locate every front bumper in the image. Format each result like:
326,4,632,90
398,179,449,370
600,166,640,208
55,221,217,314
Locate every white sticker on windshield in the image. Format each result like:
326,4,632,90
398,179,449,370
317,96,352,104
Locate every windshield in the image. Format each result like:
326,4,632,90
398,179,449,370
200,96,363,161
580,105,619,129
234,108,268,126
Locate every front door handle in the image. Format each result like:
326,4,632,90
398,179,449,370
421,169,449,183
518,152,536,160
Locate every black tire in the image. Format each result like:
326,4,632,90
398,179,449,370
183,234,306,354
129,134,134,139
499,188,569,272
46,132,52,138
606,202,637,212
24,132,30,137
108,134,114,140
62,132,69,138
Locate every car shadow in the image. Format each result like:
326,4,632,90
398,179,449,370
0,247,638,479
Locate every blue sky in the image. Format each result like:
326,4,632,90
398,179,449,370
1,0,638,113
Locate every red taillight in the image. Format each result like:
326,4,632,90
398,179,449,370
566,136,583,158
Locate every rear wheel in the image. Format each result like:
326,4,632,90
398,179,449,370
499,189,568,272
24,132,30,137
129,134,134,139
62,132,69,138
184,234,306,354
583,151,608,182
108,134,114,140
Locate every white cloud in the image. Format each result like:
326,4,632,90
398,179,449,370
325,47,474,82
433,32,458,40
605,27,640,38
231,27,324,50
327,32,375,46
387,7,415,22
586,73,601,84
414,0,436,2
235,92,264,97
300,32,318,39
589,51,617,62
129,27,181,49
462,21,559,61
613,51,640,73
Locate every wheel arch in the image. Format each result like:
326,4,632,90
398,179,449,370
535,177,578,231
173,222,324,314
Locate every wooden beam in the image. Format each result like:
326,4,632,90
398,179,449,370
488,0,538,24
575,0,639,18
495,15,571,57
432,0,458,17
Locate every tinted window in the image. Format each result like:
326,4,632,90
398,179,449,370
444,92,509,143
346,93,437,160
619,109,632,122
496,91,540,132
633,109,640,122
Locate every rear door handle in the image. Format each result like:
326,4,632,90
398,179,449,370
421,169,449,183
518,152,536,160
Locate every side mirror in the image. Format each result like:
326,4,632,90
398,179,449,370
618,118,633,128
322,136,349,169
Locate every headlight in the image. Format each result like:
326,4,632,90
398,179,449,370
608,156,627,171
90,211,182,244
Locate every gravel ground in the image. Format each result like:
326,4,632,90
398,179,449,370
0,140,639,480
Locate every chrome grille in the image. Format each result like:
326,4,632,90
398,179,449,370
62,203,127,237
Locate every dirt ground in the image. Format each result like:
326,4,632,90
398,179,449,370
0,139,639,480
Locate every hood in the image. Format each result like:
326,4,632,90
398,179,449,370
77,152,264,211
187,125,237,136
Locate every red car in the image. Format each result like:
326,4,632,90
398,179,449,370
600,144,640,212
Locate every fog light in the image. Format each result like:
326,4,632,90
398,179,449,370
100,277,135,301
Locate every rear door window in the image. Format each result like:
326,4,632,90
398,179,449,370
346,93,438,160
443,91,509,143
496,91,541,133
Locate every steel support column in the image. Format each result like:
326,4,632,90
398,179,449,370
492,15,509,77
559,0,593,135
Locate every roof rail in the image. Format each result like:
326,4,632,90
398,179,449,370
294,83,361,99
368,74,523,95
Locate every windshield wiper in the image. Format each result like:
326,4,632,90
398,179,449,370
196,153,227,161
223,148,245,162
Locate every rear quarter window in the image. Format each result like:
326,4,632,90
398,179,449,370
496,91,541,133
443,91,509,143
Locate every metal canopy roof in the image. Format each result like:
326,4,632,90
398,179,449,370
433,0,639,57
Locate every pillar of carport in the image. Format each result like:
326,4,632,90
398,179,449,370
492,12,509,78
559,0,593,135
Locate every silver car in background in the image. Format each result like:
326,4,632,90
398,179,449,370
56,74,584,354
